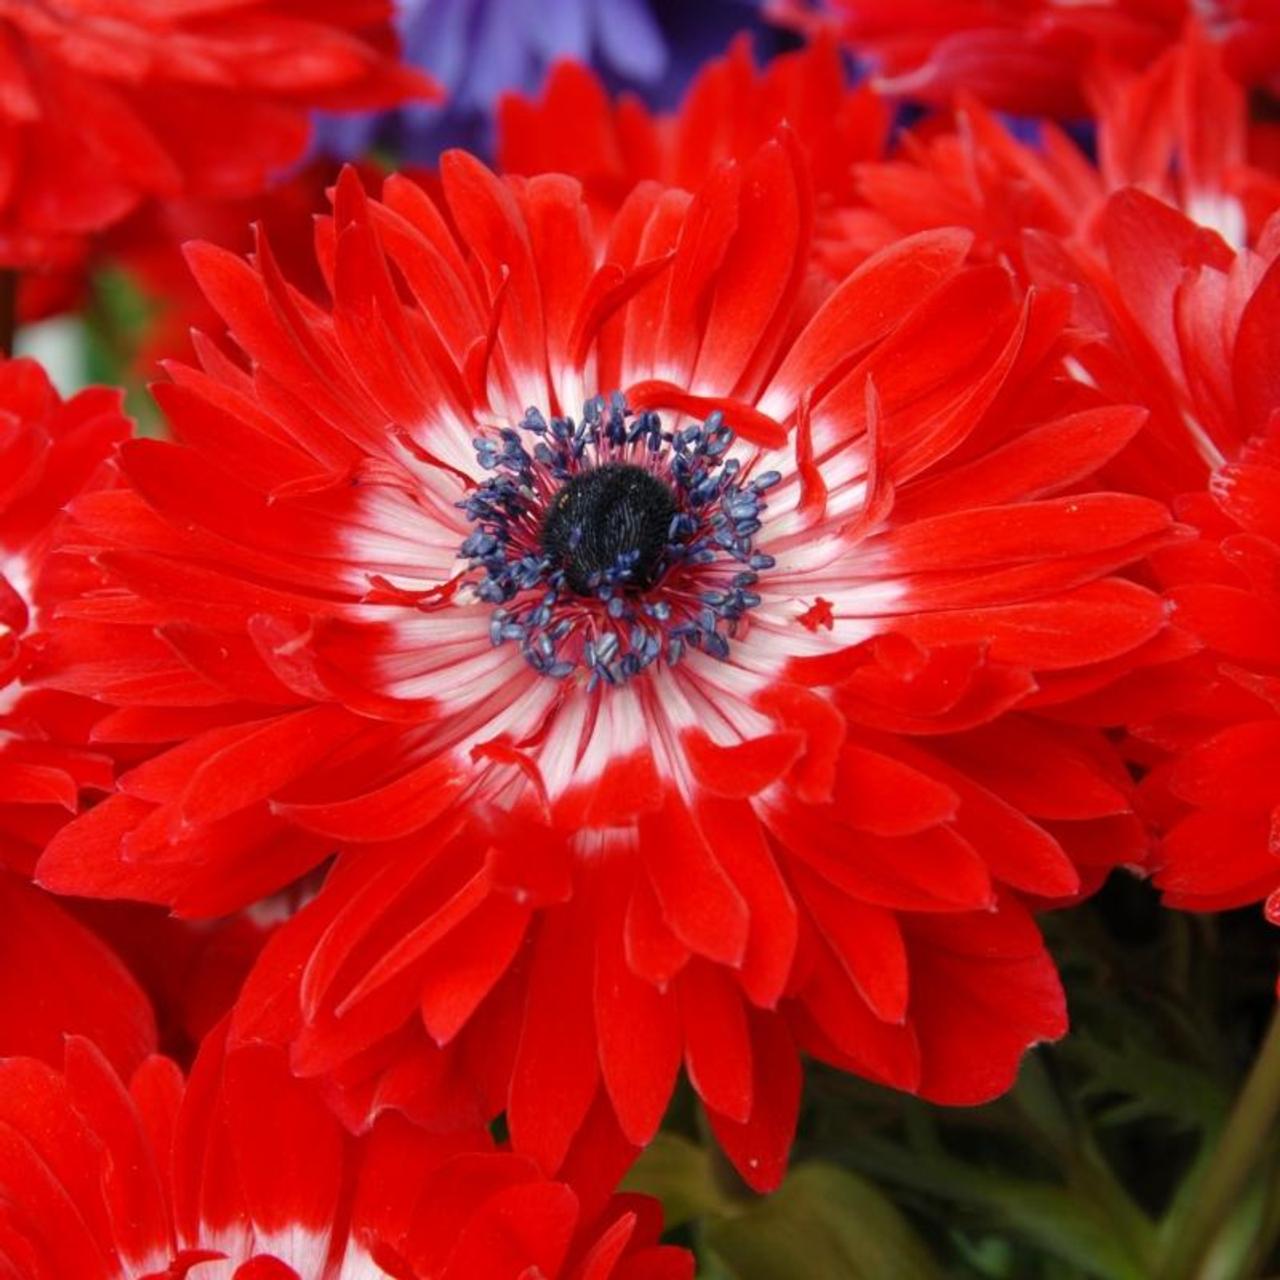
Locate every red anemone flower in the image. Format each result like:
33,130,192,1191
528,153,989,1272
0,0,437,269
1154,424,1280,926
0,357,158,1077
1025,189,1276,500
0,1030,688,1280
772,0,1280,116
843,23,1280,277
0,358,129,685
497,25,1280,288
0,357,270,1077
1027,189,1280,925
36,151,1178,1187
497,33,890,273
0,357,128,870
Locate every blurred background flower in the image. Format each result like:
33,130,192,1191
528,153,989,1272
313,0,790,161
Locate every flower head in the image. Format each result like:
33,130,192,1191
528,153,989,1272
0,0,437,267
1034,189,1280,930
0,358,129,871
837,22,1280,281
0,1030,688,1279
497,33,890,272
0,359,158,1092
773,0,1280,116
36,150,1177,1186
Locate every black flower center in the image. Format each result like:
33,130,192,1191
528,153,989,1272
541,463,676,595
459,396,776,686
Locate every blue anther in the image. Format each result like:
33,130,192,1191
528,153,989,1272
463,395,775,686
596,632,620,664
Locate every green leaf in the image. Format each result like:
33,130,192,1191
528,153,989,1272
622,1133,732,1229
838,1137,1153,1280
961,1180,1151,1280
702,1163,942,1280
1064,1035,1229,1133
84,265,165,434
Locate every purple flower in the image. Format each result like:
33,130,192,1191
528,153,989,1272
313,0,774,163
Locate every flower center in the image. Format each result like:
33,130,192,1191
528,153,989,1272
459,394,777,688
541,463,676,594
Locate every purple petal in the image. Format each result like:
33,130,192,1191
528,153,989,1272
592,0,668,82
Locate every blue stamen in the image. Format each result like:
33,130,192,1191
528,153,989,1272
457,396,775,687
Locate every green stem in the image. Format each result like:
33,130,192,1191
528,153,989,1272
1160,1005,1280,1279
1240,1149,1280,1278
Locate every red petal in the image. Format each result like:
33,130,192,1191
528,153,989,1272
755,682,846,804
638,791,749,967
694,796,797,1008
594,866,682,1146
417,896,530,1046
508,907,600,1174
679,961,753,1123
180,705,358,825
0,762,77,811
705,1010,800,1192
834,743,959,836
63,1039,172,1267
682,727,804,798
625,380,787,449
891,579,1166,670
793,868,908,1024
1170,721,1280,809
0,874,156,1077
907,900,1067,1105
624,872,690,988
275,754,465,841
1158,808,1276,905
1233,252,1280,437
220,1044,344,1246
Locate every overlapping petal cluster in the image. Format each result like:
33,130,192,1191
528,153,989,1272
1026,185,1280,927
775,0,1280,114
26,125,1183,1183
0,1031,687,1279
0,360,163,1077
1,2,1279,1270
0,0,437,267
